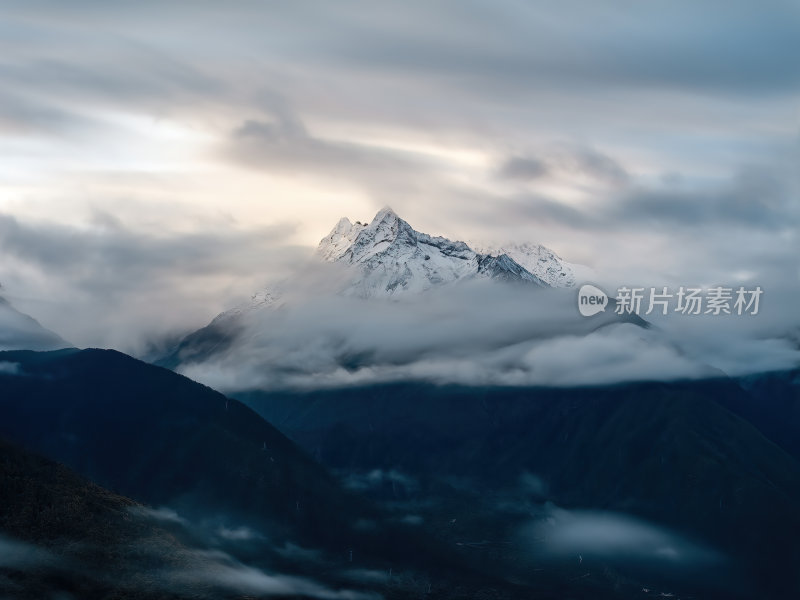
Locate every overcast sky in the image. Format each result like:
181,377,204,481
0,0,798,352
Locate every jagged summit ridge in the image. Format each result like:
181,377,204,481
342,206,423,265
208,207,573,328
315,216,366,262
314,206,572,296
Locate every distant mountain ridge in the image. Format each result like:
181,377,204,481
238,379,800,599
0,294,69,351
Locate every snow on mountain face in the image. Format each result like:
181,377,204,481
315,217,367,262
315,206,548,297
473,242,578,288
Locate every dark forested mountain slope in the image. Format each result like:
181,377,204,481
239,380,800,598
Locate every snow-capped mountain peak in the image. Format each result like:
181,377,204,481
313,207,550,296
316,216,367,262
211,207,579,327
472,241,580,288
342,206,420,264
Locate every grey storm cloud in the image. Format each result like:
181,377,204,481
611,165,800,231
497,156,549,181
504,158,799,232
0,0,797,377
0,54,217,108
228,108,443,194
0,89,92,135
496,146,628,185
0,212,296,281
564,147,630,186
4,1,799,138
158,0,800,97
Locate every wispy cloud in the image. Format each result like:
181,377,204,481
521,505,723,567
0,535,57,570
128,505,188,526
169,549,381,600
342,469,420,494
0,361,22,375
216,525,264,542
0,211,303,353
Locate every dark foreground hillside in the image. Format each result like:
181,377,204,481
0,348,376,550
1,438,197,599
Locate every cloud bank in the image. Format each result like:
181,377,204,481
177,277,800,391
